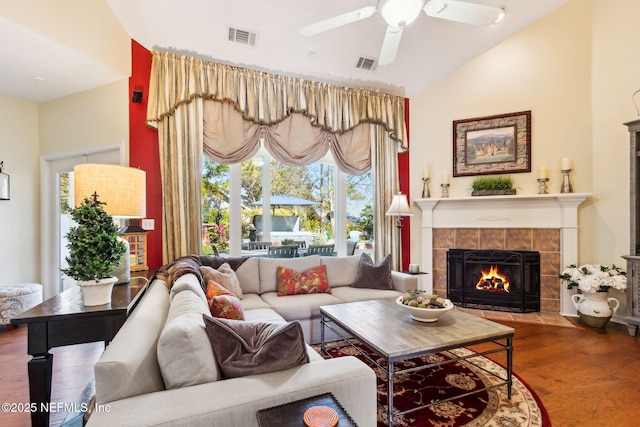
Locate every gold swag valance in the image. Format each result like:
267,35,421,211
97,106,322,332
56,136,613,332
146,50,407,149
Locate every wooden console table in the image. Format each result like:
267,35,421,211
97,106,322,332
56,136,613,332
11,279,148,427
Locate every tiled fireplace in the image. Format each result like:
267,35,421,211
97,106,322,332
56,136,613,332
414,193,590,316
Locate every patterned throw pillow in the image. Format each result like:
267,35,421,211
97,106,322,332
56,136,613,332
349,252,394,290
205,280,244,320
199,263,243,299
276,264,331,296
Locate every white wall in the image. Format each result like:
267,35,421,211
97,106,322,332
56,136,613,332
39,79,129,157
0,93,40,284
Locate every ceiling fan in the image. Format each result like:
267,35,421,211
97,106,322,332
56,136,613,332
300,0,507,66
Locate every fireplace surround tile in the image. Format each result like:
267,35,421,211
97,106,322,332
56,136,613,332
505,229,532,251
533,229,560,251
455,229,479,249
478,229,505,250
433,228,454,249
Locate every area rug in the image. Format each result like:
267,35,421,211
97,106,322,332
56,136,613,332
315,342,550,427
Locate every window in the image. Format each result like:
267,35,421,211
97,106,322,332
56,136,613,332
202,150,373,257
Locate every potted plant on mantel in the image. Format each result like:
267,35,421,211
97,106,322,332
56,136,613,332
62,195,127,306
471,175,516,196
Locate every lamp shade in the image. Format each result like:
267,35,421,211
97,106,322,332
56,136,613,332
74,164,146,218
386,193,413,217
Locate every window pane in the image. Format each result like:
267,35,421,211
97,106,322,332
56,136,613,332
347,172,373,257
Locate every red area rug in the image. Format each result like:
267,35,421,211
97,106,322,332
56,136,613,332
317,342,550,427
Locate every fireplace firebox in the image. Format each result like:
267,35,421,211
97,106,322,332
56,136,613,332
447,249,540,312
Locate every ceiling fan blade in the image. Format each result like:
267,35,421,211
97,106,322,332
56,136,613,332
423,0,506,27
300,6,377,37
378,25,403,66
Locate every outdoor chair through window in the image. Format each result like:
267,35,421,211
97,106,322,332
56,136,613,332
306,244,335,256
248,241,271,250
267,245,298,258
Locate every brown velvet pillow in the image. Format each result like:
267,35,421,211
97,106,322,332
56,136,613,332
202,315,309,379
349,252,394,290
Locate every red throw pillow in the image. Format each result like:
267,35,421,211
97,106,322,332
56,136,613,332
206,280,244,320
276,265,331,296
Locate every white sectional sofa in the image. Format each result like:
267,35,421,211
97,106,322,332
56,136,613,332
86,254,417,427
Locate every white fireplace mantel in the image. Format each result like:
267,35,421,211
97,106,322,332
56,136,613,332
414,193,591,316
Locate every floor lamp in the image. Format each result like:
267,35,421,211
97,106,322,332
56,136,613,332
74,163,146,284
385,192,413,271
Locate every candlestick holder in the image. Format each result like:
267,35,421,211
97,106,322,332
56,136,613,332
561,169,573,193
537,178,549,194
441,183,450,198
421,177,431,198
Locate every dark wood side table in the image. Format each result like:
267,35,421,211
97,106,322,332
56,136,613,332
11,279,148,427
256,393,357,426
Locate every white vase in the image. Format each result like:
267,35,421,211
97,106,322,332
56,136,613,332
571,291,620,328
77,277,118,306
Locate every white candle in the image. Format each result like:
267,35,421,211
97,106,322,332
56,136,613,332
562,157,572,170
423,167,430,179
539,167,549,179
443,173,450,184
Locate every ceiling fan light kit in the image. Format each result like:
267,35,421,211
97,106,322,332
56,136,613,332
379,0,425,28
300,0,508,66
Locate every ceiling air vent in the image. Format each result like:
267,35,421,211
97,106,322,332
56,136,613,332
228,26,257,47
355,56,377,72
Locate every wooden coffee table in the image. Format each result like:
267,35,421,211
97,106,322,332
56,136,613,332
320,299,514,426
11,279,148,427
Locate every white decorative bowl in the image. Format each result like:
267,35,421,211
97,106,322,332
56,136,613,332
396,295,454,322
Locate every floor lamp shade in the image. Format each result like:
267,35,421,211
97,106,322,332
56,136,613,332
74,164,146,218
386,193,413,271
386,193,413,217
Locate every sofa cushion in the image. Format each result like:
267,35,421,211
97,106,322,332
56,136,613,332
258,255,321,294
234,257,260,294
206,280,244,320
200,263,243,299
260,291,344,321
203,315,309,379
158,286,220,389
350,253,394,290
320,255,360,287
276,265,331,296
170,273,207,304
94,280,169,404
239,293,273,311
331,286,402,303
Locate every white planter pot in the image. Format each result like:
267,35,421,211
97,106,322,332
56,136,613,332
77,277,118,306
571,291,620,328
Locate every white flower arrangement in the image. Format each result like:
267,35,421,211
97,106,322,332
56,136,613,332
559,264,627,293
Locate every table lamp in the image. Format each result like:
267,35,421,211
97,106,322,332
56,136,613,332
74,163,146,284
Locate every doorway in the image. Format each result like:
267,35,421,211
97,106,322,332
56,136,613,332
41,144,124,299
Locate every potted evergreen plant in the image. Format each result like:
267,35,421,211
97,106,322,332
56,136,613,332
62,196,127,305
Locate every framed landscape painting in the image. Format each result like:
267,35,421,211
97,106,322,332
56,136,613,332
453,111,531,177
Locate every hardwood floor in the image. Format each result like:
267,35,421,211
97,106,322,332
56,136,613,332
1,316,639,426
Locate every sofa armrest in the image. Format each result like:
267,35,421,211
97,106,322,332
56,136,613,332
391,271,419,293
86,356,376,427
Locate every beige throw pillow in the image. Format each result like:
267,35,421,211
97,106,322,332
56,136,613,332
199,263,243,299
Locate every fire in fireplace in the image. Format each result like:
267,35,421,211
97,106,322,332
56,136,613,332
447,249,540,312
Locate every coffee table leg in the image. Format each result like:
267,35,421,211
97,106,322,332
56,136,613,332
320,313,326,356
28,352,53,427
387,358,394,426
507,336,513,399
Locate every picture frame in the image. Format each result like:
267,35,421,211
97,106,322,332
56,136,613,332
453,110,531,177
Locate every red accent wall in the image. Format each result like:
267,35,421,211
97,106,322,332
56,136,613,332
399,97,411,271
130,40,163,271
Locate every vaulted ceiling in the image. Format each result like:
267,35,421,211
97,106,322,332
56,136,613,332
0,0,568,104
